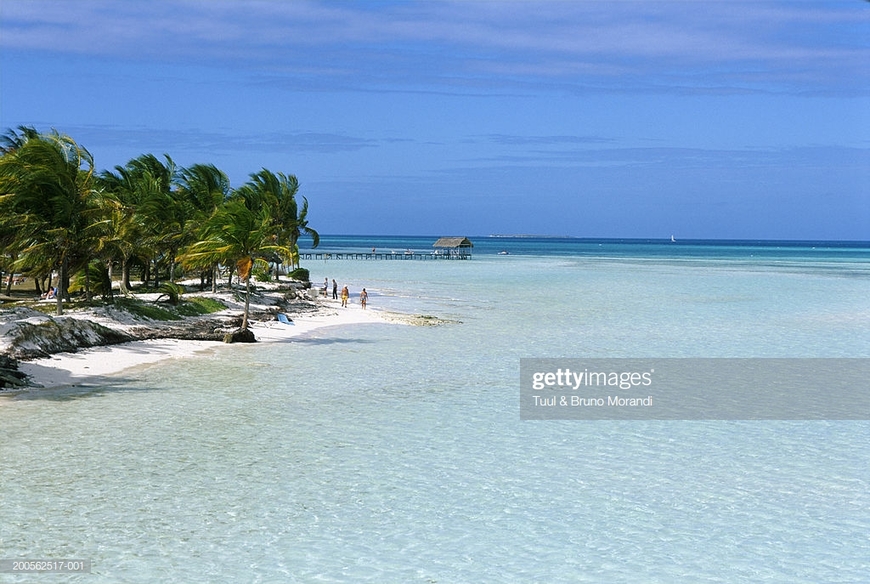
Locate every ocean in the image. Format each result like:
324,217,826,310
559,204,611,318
1,236,869,582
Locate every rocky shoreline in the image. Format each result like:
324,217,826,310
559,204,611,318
0,282,459,391
0,284,319,390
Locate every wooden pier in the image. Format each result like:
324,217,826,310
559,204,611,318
301,237,474,261
301,251,471,261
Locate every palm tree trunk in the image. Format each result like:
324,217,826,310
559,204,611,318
121,257,131,295
169,248,177,282
56,257,66,316
241,275,251,331
84,260,92,302
4,253,16,294
105,260,115,303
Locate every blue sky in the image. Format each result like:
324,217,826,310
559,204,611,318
1,1,868,239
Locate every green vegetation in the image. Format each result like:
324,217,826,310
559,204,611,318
156,282,185,305
0,126,319,330
176,296,227,316
288,267,310,282
30,303,60,315
253,265,272,282
114,298,182,321
113,295,226,321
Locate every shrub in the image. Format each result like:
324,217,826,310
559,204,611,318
156,282,185,305
288,267,309,282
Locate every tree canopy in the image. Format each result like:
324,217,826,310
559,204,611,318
0,127,319,327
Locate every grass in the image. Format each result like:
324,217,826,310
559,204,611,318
2,290,228,321
115,298,182,321
175,296,227,316
114,296,228,321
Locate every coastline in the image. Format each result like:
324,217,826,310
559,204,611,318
1,284,390,393
15,306,386,391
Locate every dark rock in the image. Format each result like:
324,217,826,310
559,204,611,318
7,318,135,360
0,355,28,389
130,318,229,342
223,329,256,343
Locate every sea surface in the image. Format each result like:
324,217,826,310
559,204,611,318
2,236,869,582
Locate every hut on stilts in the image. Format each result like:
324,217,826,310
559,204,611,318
432,237,473,259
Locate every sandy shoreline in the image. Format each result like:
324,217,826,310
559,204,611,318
3,291,390,392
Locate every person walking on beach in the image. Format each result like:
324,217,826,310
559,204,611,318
341,285,349,307
360,288,368,309
332,279,338,300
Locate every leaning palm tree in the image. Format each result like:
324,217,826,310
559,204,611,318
127,154,184,284
175,164,231,290
0,130,99,315
285,194,319,269
0,125,40,154
235,169,319,273
1,127,43,293
99,153,187,287
98,158,163,293
87,193,140,298
178,198,293,336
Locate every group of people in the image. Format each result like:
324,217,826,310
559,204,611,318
322,278,368,309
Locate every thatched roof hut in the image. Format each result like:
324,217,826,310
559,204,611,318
433,237,473,258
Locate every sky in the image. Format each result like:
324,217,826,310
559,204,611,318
1,0,868,239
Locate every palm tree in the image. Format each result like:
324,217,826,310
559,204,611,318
128,154,183,285
0,125,40,154
0,219,18,295
178,197,293,335
98,161,155,295
175,164,231,291
0,126,40,294
0,130,99,315
235,169,319,274
99,154,183,289
286,194,319,269
177,163,230,215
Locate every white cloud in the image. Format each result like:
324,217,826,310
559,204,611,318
2,0,867,94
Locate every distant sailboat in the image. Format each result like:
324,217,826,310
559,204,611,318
670,235,676,243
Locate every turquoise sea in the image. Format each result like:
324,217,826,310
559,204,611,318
2,236,869,582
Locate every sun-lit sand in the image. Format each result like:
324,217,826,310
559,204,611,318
10,297,387,390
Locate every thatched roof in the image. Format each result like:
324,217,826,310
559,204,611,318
433,237,473,248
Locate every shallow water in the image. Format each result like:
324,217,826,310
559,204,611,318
2,239,869,582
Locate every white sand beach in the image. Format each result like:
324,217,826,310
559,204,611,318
5,290,388,391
